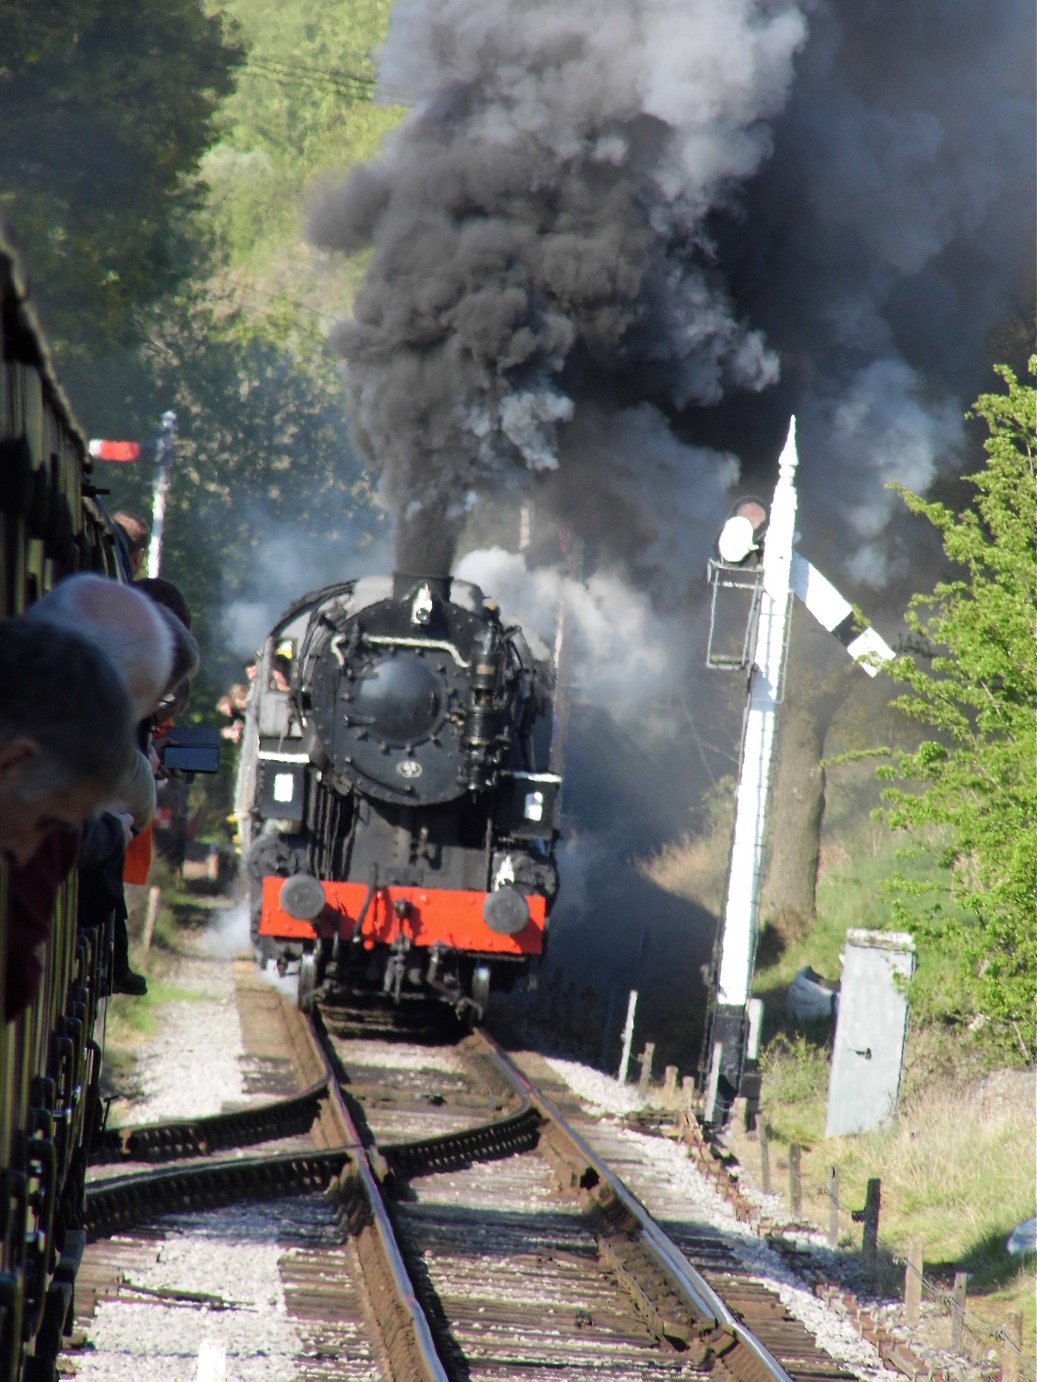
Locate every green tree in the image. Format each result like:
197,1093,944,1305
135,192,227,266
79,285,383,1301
195,0,400,355
878,359,1037,1059
0,0,240,368
98,292,383,702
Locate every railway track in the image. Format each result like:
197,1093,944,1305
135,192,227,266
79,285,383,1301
74,984,861,1381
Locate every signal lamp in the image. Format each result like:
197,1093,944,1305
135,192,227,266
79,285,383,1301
716,496,769,564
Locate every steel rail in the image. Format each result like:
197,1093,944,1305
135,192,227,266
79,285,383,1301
306,1006,450,1380
84,1147,352,1237
472,1027,795,1382
84,1006,453,1381
381,1105,541,1179
83,989,793,1379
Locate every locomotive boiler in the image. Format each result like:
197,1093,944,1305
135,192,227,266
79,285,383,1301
238,572,561,1019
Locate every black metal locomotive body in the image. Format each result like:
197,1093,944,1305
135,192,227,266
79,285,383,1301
240,573,561,1019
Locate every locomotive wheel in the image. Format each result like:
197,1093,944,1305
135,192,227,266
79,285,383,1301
297,952,318,1011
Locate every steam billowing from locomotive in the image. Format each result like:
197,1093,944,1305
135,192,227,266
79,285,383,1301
310,0,1033,588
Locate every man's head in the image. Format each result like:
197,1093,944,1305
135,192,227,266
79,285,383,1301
135,580,201,718
113,511,150,576
0,618,135,865
133,576,192,630
25,574,175,720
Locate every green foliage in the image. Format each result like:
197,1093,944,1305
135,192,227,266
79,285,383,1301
0,0,240,361
100,290,384,706
196,0,401,354
759,1031,830,1109
878,360,1037,1058
0,0,400,724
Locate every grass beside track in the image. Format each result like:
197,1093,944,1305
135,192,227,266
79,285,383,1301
646,760,1036,1361
745,789,1036,1361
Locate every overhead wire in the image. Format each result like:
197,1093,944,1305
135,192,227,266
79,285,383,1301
240,55,411,106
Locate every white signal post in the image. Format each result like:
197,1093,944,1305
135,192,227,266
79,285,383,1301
145,410,177,577
701,417,895,1125
88,409,177,576
703,419,799,1124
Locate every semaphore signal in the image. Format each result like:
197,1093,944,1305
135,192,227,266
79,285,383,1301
88,410,177,576
701,418,894,1126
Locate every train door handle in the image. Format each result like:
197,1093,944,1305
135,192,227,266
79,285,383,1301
0,1269,25,1382
21,1136,57,1340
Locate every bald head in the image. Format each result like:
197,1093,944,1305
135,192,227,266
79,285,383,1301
25,574,174,719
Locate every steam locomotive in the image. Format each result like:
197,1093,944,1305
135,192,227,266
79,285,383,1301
238,572,561,1019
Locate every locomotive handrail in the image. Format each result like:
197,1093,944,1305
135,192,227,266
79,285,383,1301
361,633,469,666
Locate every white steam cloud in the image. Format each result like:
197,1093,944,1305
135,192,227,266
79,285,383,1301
456,546,675,720
222,516,392,658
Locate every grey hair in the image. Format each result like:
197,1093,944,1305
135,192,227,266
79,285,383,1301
0,618,136,798
24,574,174,719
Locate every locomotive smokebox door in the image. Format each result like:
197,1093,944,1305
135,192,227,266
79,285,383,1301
259,761,307,825
494,772,561,840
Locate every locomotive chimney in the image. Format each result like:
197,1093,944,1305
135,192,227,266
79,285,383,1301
393,502,455,604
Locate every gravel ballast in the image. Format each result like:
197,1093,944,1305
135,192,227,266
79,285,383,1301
71,902,913,1379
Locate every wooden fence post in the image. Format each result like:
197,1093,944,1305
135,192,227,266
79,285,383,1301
788,1142,802,1215
860,1178,881,1276
662,1065,678,1107
618,989,638,1084
1001,1310,1023,1382
826,1166,839,1247
904,1238,923,1324
637,1042,655,1095
949,1272,967,1350
758,1119,771,1194
140,884,161,959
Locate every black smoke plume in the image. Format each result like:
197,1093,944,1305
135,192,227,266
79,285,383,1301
308,0,1032,1064
310,0,1032,589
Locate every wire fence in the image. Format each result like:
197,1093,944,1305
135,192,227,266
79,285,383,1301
757,1118,1035,1379
527,973,1034,1379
